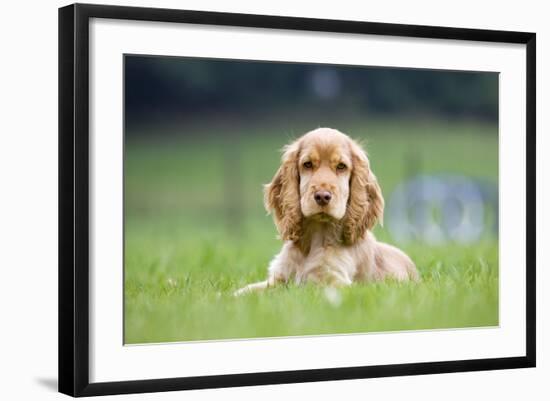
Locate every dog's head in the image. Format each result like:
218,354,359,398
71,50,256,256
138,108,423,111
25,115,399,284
264,128,384,245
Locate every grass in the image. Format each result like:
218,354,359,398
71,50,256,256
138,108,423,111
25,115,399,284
124,117,499,344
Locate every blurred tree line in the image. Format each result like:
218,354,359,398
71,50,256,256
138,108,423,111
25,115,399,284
125,55,498,132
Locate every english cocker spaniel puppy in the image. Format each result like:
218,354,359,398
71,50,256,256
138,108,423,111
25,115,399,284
235,128,418,295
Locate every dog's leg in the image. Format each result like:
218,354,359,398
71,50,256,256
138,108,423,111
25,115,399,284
234,242,301,296
233,280,271,296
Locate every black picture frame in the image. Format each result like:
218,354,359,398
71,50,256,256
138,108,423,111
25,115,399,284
58,3,536,397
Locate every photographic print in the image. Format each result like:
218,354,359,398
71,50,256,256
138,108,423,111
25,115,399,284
123,55,499,344
59,5,535,395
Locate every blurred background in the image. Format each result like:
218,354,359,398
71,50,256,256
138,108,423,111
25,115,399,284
125,55,498,246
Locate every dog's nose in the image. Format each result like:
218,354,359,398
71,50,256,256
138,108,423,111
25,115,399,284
314,190,332,206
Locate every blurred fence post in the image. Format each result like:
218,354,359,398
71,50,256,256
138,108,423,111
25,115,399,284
222,135,245,235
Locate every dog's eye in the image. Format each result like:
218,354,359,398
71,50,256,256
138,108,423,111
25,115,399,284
303,161,313,169
336,163,347,170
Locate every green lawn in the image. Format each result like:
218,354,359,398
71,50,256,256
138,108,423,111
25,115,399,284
124,118,499,344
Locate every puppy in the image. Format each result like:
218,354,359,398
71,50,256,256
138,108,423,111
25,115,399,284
235,128,418,295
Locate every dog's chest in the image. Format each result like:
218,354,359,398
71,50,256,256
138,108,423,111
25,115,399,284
295,233,355,285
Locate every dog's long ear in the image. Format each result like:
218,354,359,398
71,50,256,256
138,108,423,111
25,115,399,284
342,140,384,245
264,140,302,241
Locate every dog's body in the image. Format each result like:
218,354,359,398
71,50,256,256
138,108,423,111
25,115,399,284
236,128,417,295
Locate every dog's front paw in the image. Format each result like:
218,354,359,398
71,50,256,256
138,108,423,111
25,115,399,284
233,280,270,296
233,286,251,297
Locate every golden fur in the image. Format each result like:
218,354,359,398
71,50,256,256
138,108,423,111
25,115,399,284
235,128,418,295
